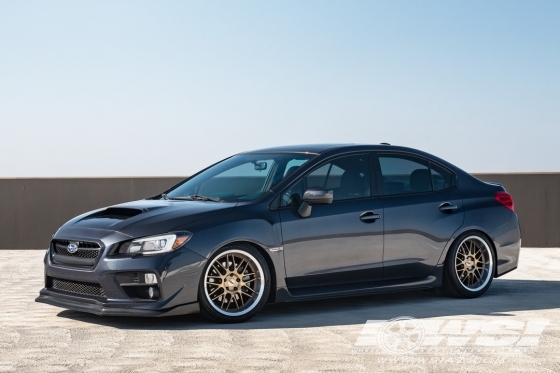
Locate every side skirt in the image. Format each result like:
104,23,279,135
275,266,443,303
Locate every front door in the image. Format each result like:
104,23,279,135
376,153,464,281
278,153,384,289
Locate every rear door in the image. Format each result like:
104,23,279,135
375,152,464,281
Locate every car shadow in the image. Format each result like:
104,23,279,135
56,278,560,330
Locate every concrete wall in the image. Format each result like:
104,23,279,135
1,174,558,250
473,173,560,248
0,177,184,250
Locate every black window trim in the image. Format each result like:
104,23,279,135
373,151,457,197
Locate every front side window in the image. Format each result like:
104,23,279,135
281,154,371,206
167,153,314,201
378,154,431,195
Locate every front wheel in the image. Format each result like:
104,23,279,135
198,243,271,323
441,233,495,298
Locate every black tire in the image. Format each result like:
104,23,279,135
441,232,495,298
198,243,271,323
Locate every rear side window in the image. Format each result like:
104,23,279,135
430,162,455,191
378,154,431,195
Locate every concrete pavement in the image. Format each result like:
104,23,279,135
1,248,559,372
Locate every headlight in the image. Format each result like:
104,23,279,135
118,231,192,255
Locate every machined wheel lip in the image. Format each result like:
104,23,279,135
454,235,493,292
204,249,265,317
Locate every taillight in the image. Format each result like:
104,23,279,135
495,191,514,211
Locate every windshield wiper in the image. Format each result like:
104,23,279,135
168,195,222,202
161,193,169,200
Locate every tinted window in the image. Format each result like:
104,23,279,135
430,162,454,191
283,159,308,177
281,154,371,206
167,153,314,201
379,154,431,195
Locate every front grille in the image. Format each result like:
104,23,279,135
50,277,106,299
53,240,100,259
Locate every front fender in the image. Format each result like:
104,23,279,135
172,205,287,289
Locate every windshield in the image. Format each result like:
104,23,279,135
166,153,314,201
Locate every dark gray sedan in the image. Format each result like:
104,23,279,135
36,144,520,323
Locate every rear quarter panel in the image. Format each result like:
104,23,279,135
436,174,521,276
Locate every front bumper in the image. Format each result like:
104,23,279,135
36,290,199,317
37,230,207,317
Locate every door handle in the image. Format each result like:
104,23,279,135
439,202,458,213
360,211,381,222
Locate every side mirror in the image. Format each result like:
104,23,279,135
298,187,333,218
303,187,334,204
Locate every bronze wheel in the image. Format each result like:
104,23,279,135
442,232,495,298
454,236,494,292
199,244,270,322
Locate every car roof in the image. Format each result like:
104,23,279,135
243,143,465,175
244,143,349,154
245,143,394,154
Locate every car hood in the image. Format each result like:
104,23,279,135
54,199,238,243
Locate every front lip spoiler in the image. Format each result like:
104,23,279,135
35,291,199,317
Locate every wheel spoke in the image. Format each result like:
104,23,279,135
212,263,226,275
241,261,249,274
236,258,246,273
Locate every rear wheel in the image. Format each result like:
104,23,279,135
441,233,495,298
199,243,270,323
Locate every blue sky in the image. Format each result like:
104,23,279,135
1,1,559,176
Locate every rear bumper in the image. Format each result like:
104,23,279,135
491,213,522,277
36,289,199,317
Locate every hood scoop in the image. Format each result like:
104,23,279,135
82,207,143,221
